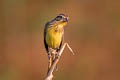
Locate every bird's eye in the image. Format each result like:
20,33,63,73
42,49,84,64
55,16,62,21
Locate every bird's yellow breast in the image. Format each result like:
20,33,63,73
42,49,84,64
46,27,63,49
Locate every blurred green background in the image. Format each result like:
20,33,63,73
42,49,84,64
0,0,120,80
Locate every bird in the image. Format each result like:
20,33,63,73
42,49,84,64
44,14,69,71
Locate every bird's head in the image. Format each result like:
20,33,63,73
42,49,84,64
51,14,69,28
55,14,69,22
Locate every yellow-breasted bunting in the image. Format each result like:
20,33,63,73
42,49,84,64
44,14,69,70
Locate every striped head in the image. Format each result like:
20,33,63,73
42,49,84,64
49,14,69,28
55,14,69,22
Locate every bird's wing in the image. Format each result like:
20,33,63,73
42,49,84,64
44,22,49,53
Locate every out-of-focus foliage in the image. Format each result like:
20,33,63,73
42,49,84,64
0,0,120,80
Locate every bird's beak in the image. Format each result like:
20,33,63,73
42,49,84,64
63,17,69,22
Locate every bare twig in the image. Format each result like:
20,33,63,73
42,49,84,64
66,43,75,55
45,42,73,80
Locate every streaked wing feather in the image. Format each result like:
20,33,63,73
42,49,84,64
44,22,49,53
